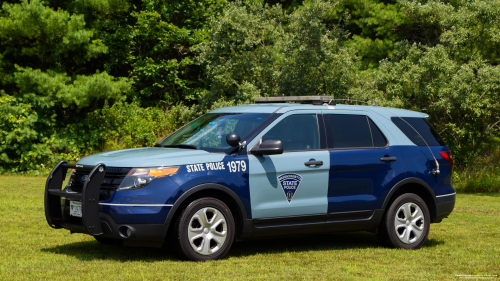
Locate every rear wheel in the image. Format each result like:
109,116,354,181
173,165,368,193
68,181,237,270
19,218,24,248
175,198,235,261
377,193,430,249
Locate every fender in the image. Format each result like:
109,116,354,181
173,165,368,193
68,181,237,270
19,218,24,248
382,177,437,211
163,183,252,237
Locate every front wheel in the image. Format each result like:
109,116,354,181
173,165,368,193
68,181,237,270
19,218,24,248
377,193,430,249
175,198,235,261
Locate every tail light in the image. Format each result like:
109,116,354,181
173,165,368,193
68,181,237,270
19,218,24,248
439,151,453,173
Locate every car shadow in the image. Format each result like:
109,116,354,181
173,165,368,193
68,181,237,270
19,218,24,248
228,232,444,258
41,232,444,262
41,239,177,262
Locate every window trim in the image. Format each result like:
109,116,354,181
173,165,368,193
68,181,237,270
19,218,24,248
367,117,389,148
366,116,375,147
318,114,328,150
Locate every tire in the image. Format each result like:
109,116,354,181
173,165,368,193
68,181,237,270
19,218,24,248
377,193,430,249
175,197,235,261
94,236,123,245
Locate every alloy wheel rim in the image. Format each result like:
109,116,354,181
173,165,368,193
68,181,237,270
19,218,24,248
394,202,425,244
187,207,227,255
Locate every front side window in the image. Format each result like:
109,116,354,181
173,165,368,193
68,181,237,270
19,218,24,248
262,114,319,151
158,113,271,153
326,114,387,149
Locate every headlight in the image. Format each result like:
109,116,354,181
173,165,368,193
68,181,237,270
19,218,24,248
117,167,179,191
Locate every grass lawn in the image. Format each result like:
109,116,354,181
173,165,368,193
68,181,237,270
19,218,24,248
0,176,499,280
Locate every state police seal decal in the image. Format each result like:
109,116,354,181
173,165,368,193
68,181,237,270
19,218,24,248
278,173,303,204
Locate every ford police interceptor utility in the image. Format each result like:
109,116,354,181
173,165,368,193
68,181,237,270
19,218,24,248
44,96,456,261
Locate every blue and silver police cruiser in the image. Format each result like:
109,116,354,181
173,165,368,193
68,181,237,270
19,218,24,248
44,96,455,261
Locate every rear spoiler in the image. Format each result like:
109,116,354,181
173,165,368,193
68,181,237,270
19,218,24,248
44,161,106,236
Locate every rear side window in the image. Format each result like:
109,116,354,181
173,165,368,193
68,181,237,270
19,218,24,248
326,115,387,149
391,117,445,146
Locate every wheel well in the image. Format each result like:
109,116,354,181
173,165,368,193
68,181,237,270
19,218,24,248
165,189,245,240
385,183,437,222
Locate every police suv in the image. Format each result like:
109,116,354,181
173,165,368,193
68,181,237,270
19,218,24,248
44,96,456,261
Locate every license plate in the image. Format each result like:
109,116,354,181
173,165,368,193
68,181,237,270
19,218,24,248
70,201,82,217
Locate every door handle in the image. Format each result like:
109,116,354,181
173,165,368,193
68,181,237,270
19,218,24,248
380,157,397,162
305,161,323,166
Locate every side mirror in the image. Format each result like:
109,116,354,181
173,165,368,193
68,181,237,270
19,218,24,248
226,133,241,147
250,140,283,155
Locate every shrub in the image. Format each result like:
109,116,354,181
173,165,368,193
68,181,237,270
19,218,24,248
454,148,500,193
86,101,198,151
0,101,198,174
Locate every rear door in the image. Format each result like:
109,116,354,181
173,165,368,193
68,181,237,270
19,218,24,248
247,111,330,220
323,112,406,215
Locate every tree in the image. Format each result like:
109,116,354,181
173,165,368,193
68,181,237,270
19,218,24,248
0,0,130,171
352,0,500,164
196,0,358,110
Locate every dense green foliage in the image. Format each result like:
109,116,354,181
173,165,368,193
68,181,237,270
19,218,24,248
0,0,499,172
352,0,500,164
454,145,500,193
196,0,357,107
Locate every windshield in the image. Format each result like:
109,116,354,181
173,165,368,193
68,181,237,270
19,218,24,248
157,113,272,153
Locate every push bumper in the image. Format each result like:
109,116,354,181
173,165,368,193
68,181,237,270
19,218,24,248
44,161,168,248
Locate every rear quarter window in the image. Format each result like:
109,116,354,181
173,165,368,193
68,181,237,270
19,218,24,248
391,117,446,146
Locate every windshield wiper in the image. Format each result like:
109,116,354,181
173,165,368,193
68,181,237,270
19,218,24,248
154,144,199,150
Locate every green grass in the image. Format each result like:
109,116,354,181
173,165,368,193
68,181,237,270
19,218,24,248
1,176,499,280
454,166,500,193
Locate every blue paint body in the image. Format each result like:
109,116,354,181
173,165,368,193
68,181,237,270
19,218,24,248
327,146,405,213
98,155,251,223
100,177,179,224
398,145,454,197
102,205,172,224
168,155,251,219
74,103,455,227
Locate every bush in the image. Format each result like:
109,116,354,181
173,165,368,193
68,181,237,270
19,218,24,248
0,101,198,174
454,148,500,193
86,101,198,151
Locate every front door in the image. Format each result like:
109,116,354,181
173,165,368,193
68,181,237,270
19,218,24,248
248,112,330,219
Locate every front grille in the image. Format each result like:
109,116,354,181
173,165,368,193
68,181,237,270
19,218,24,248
67,167,131,200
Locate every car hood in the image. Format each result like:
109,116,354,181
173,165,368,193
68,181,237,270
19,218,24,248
77,147,226,167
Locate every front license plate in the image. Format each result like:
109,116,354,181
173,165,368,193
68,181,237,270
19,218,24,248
70,201,82,217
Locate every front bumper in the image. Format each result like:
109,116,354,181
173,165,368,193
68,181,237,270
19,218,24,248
44,161,168,248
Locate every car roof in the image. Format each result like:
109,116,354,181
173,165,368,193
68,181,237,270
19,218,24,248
210,103,428,118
